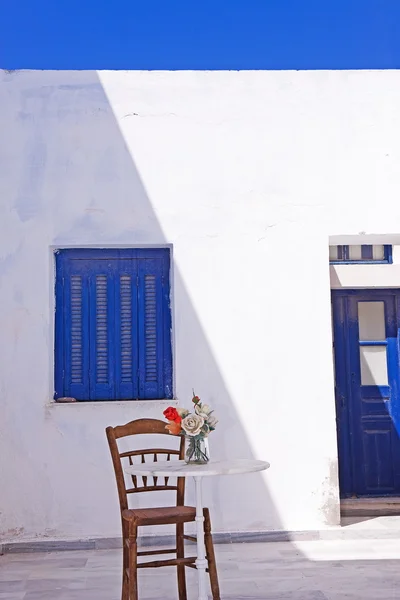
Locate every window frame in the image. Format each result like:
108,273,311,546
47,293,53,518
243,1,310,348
54,247,173,402
329,244,393,265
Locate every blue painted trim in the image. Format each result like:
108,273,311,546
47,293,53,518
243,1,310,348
332,294,354,497
360,385,391,399
361,245,373,260
385,245,393,264
54,248,173,401
334,289,398,297
54,252,64,399
330,261,391,265
57,248,168,260
347,295,366,496
332,288,400,497
162,253,173,400
330,245,393,265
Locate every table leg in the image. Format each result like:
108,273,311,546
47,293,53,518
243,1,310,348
194,476,208,600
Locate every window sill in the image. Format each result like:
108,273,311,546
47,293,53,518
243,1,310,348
47,399,177,408
330,261,391,265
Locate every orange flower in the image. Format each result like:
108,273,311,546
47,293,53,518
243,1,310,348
165,421,182,435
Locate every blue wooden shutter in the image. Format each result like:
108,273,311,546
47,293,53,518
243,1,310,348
55,249,172,401
55,253,90,400
88,260,116,400
138,250,172,399
115,258,139,399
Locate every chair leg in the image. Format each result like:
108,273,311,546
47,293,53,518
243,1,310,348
176,522,187,600
122,537,129,600
204,508,220,600
128,523,138,600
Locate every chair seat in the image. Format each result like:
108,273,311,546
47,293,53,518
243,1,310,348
122,505,196,526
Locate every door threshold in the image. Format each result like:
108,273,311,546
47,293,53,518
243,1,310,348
341,497,400,517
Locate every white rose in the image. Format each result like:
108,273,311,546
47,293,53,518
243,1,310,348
177,407,190,418
207,415,218,428
181,414,205,436
195,404,211,418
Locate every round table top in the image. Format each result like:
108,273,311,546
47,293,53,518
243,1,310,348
124,458,270,478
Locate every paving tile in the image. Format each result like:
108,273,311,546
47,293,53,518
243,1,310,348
2,538,400,600
0,580,26,592
222,595,328,600
0,569,31,582
25,576,87,591
24,592,64,600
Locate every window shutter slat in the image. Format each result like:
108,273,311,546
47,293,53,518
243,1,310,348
89,264,115,400
138,258,164,399
115,260,139,399
120,275,133,382
144,274,157,382
95,275,108,384
70,275,84,384
59,260,90,400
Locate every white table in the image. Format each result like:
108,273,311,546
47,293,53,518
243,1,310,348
124,458,270,600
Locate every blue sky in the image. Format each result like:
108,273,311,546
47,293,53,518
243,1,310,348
1,0,400,70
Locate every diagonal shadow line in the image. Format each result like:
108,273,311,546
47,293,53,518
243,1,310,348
0,69,283,544
91,71,281,535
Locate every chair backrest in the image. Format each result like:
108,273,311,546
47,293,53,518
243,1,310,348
106,418,186,513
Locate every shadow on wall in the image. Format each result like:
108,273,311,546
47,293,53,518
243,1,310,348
63,71,279,533
0,69,290,539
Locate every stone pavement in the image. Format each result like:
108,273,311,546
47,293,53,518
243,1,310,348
1,537,400,599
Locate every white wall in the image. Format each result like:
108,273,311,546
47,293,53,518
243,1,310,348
2,69,400,542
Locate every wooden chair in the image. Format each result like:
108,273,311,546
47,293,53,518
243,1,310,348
106,418,220,600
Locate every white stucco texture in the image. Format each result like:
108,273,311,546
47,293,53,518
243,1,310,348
2,69,400,542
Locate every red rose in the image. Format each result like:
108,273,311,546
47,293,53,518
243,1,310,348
163,406,182,423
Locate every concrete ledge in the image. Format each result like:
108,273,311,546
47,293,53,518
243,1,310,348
0,531,314,554
4,525,400,554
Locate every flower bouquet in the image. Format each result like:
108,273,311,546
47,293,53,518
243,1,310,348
163,392,218,464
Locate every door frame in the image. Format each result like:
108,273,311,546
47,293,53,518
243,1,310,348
332,288,400,498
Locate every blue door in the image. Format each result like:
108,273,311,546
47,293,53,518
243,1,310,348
332,290,400,497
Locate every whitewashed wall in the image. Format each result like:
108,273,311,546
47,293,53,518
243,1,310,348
2,69,400,543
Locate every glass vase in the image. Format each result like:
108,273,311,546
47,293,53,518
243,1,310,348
184,436,210,465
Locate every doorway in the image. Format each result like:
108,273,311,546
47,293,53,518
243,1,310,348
332,290,400,498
